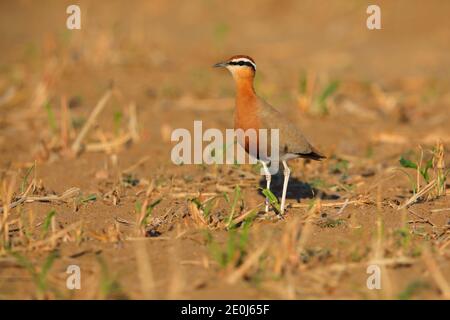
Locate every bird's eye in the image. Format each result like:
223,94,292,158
228,60,255,71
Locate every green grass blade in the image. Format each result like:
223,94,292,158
261,188,281,213
399,156,418,169
226,185,241,226
140,198,162,226
42,210,56,238
44,101,57,133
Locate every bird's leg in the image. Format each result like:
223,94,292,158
280,160,290,214
260,161,271,213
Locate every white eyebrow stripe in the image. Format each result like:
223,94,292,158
230,58,256,70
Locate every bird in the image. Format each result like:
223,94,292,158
213,55,325,215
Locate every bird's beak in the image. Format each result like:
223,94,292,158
213,61,228,68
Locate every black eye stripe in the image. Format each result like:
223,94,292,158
228,61,256,71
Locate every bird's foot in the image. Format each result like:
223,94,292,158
278,203,288,219
277,208,286,220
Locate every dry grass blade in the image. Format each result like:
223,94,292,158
371,184,394,299
273,200,319,276
0,187,81,214
0,86,17,107
297,200,320,252
71,90,112,155
226,241,268,284
397,179,436,210
85,133,131,152
432,140,446,197
25,187,80,204
115,217,135,226
439,238,450,253
25,221,83,250
187,201,208,226
407,208,435,227
133,240,155,299
290,199,368,208
422,245,450,299
336,198,350,215
128,102,139,142
231,204,263,226
122,156,150,174
60,95,72,149
430,208,450,213
0,177,34,214
137,180,155,234
312,257,415,274
171,192,217,199
1,176,16,246
167,237,185,299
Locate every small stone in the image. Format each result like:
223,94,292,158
146,229,161,238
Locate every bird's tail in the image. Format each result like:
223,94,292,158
302,146,326,161
306,151,326,161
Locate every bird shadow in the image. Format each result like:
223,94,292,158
258,174,339,202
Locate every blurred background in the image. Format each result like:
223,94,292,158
1,0,450,164
0,0,449,300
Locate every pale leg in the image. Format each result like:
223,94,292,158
280,160,290,214
260,161,271,213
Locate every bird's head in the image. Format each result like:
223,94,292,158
213,55,256,81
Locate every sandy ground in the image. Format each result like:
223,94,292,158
0,0,449,299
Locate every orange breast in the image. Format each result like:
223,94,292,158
234,94,262,157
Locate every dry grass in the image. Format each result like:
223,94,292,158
398,142,448,209
1,0,449,300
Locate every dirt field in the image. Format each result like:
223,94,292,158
0,0,449,299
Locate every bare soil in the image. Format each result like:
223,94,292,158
0,0,449,299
